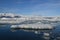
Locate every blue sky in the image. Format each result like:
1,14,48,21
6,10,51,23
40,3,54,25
0,0,60,16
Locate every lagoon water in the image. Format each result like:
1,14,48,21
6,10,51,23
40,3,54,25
0,25,60,40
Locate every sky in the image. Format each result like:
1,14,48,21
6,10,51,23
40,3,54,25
0,0,60,16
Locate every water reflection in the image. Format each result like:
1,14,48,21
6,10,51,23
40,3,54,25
0,25,60,40
11,27,53,40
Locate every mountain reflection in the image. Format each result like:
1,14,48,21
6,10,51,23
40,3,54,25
0,25,60,40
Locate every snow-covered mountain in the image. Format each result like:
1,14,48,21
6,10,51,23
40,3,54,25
0,13,60,25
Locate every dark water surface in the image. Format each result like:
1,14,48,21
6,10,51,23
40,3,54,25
0,25,60,40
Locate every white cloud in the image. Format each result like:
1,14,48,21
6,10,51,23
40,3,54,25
28,1,60,16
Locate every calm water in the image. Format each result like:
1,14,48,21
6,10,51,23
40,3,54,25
0,25,60,40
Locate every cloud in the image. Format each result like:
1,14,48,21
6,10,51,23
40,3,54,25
0,0,60,16
0,8,21,13
27,0,60,16
29,1,60,11
16,2,24,4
